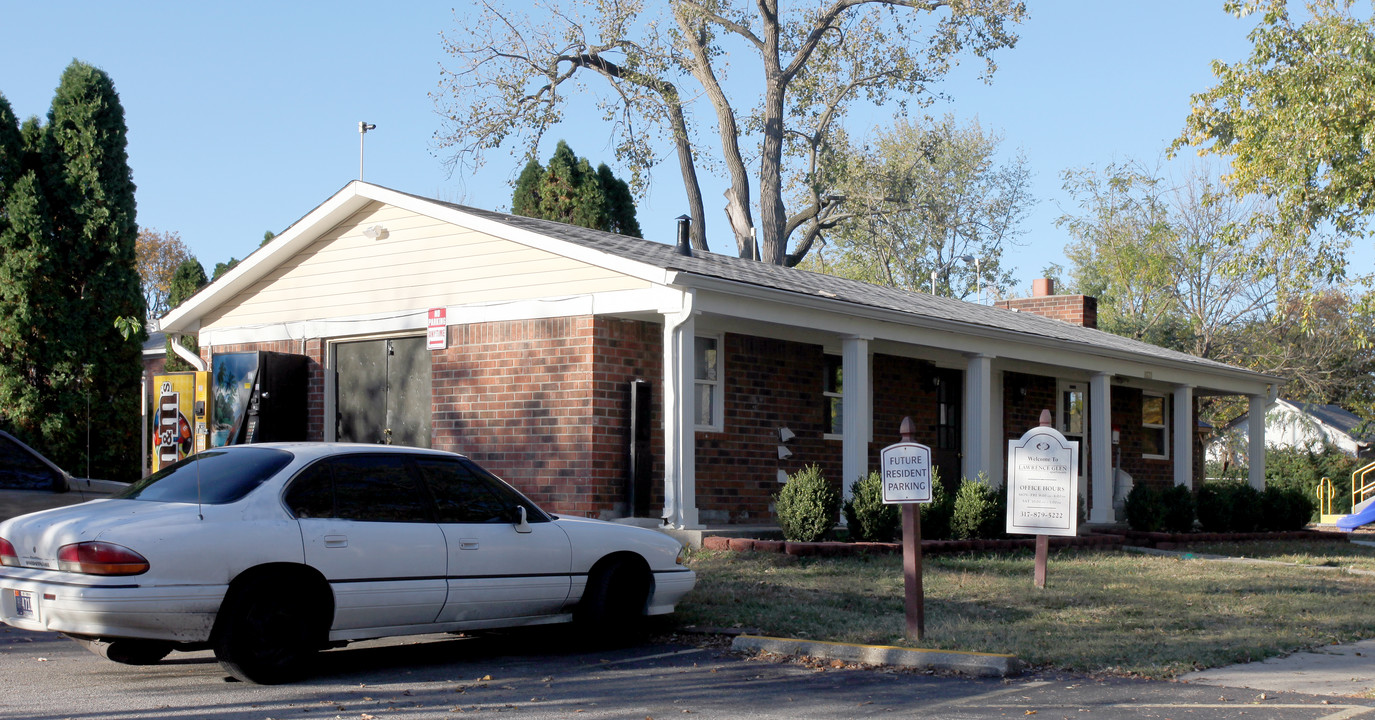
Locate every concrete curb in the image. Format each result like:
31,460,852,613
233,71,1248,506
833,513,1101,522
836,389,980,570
730,634,1024,678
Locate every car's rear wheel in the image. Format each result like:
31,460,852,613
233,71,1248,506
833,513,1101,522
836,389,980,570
576,555,651,641
213,575,325,684
71,637,173,665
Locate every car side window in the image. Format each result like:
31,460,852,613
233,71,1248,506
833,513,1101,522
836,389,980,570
284,454,430,523
0,434,61,492
415,458,518,524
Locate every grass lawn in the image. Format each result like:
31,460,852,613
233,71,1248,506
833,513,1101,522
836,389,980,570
674,545,1375,679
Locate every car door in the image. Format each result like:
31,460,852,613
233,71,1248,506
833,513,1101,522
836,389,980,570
285,453,448,631
414,457,572,623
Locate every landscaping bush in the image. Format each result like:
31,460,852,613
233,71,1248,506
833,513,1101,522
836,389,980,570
950,473,1003,540
920,466,954,540
775,464,840,542
1160,484,1196,533
1198,479,1263,533
843,471,901,542
1261,485,1315,531
1123,483,1164,532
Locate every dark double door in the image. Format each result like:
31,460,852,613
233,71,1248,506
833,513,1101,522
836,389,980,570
336,337,432,448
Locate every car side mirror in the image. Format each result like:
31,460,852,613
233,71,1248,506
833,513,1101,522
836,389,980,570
513,505,532,534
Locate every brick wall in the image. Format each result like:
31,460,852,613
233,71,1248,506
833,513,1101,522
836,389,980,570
431,316,662,519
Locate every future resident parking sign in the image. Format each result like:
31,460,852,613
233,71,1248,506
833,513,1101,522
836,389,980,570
880,441,933,504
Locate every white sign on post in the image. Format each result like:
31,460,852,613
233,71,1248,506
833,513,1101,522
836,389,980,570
880,442,933,504
1006,425,1079,536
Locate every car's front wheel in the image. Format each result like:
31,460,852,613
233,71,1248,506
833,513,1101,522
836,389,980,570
213,575,325,684
575,555,651,641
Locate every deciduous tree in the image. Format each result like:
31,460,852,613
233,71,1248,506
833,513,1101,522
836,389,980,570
436,0,1024,265
136,228,192,319
801,116,1032,299
1176,0,1375,242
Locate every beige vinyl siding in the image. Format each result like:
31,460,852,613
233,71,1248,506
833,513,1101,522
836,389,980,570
201,202,650,330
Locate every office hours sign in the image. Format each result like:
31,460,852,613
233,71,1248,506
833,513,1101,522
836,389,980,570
880,442,933,504
1006,425,1079,536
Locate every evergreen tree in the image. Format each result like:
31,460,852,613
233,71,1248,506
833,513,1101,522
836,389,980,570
510,140,642,237
0,62,144,479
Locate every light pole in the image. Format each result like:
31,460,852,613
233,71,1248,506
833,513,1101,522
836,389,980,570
358,121,376,181
960,254,982,304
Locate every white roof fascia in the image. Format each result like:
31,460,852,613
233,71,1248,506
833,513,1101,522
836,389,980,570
675,272,1278,396
354,183,679,287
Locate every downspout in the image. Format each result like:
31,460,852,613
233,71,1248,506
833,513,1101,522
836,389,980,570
660,288,699,529
168,333,208,372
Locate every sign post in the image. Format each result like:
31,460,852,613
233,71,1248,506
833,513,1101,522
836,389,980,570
882,417,933,640
1006,410,1079,588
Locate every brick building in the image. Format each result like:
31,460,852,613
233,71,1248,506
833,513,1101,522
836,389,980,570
157,182,1279,529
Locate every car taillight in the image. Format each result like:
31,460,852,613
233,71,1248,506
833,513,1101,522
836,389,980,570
0,537,16,567
56,542,149,576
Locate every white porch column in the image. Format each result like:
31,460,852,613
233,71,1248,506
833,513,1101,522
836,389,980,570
841,336,872,502
1248,394,1267,490
661,293,700,529
962,354,995,482
1173,385,1194,489
1089,372,1113,523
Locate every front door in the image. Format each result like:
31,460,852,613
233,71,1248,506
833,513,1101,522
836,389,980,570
931,368,962,492
1056,381,1089,500
336,336,432,447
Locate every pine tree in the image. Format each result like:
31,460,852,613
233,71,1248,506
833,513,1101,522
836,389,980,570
510,140,642,238
0,62,145,479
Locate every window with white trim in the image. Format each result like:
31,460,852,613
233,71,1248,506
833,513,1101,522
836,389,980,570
822,354,843,437
694,335,723,430
1142,392,1169,459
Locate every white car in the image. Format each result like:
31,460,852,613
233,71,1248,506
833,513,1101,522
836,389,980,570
0,443,695,684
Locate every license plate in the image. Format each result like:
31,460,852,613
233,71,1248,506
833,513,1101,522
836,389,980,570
11,589,34,618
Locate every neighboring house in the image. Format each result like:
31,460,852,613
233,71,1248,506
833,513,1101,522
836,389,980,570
1209,399,1374,466
156,181,1280,529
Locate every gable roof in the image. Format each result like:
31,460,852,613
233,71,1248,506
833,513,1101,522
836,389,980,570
162,181,1279,391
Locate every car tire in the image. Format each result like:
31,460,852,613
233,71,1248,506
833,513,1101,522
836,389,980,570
72,637,173,665
213,575,324,684
576,556,651,641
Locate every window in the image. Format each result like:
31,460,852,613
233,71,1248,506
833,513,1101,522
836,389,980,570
694,335,722,429
1142,393,1169,459
416,457,547,524
822,354,843,437
284,454,431,522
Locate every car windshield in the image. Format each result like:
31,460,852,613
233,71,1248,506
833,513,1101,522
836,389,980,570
116,448,293,504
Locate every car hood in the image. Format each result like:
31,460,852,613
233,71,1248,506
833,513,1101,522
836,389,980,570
0,500,202,564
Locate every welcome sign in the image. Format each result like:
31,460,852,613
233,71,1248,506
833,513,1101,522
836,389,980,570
1006,425,1079,536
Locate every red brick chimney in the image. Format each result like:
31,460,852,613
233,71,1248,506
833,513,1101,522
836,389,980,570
994,279,1097,329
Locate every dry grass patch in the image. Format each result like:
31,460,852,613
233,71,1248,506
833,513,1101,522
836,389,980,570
677,547,1375,678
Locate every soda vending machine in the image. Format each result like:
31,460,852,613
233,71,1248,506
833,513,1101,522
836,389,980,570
151,371,210,472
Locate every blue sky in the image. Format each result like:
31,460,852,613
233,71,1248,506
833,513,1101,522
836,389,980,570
3,2,1347,296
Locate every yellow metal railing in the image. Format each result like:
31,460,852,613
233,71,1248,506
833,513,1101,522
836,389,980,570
1317,477,1337,521
1353,460,1375,510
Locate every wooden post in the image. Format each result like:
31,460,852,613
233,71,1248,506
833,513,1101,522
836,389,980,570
1034,534,1048,588
900,417,924,640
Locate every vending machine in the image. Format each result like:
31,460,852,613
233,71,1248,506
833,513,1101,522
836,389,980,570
151,371,210,472
151,352,309,472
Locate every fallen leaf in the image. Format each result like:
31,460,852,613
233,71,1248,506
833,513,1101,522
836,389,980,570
1025,711,1037,716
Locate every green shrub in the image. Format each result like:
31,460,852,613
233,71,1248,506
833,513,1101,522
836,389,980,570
1160,484,1196,533
843,471,901,542
775,464,840,542
1123,483,1164,532
950,473,1003,540
1198,479,1263,533
920,466,954,540
1261,485,1315,531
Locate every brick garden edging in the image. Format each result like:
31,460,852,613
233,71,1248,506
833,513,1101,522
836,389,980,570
701,534,1125,556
